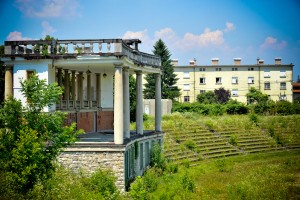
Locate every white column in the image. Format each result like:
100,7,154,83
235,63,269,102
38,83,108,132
136,71,143,135
95,73,101,108
123,67,130,139
71,70,76,101
4,65,13,100
155,73,162,132
114,65,124,144
86,70,91,108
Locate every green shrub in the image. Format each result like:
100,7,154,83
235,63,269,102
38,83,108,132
87,168,119,199
150,142,166,170
182,159,190,168
181,172,195,192
249,113,259,125
183,139,197,150
226,101,249,114
229,134,238,146
167,162,179,174
276,101,294,115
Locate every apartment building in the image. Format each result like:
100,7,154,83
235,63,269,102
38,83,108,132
172,58,293,103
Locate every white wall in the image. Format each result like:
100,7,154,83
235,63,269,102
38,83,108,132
101,73,113,108
13,60,51,112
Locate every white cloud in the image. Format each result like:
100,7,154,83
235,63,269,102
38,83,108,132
260,36,287,50
123,29,148,40
154,28,177,41
224,22,235,32
42,21,56,38
6,31,32,41
181,28,224,49
15,0,80,18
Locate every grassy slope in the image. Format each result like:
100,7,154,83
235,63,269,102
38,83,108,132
149,151,300,200
140,114,300,199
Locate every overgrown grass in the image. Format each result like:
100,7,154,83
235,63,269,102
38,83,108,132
132,151,300,199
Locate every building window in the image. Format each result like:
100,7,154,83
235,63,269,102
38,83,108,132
248,77,254,84
280,82,286,90
216,77,222,84
264,70,270,78
232,89,238,97
184,96,190,102
200,90,205,94
232,77,238,84
280,70,286,78
199,68,206,71
216,68,222,71
27,70,35,79
280,93,287,101
183,72,190,79
183,84,190,91
248,67,254,71
200,77,206,84
232,68,238,71
264,82,271,90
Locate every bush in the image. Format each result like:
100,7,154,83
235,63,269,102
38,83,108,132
183,140,197,150
229,134,238,146
226,101,249,114
276,101,294,115
150,142,166,170
181,172,195,192
87,168,119,199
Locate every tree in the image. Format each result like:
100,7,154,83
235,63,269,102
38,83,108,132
144,39,180,101
214,87,230,104
0,73,82,195
129,74,137,122
0,45,4,103
196,91,217,104
246,87,268,104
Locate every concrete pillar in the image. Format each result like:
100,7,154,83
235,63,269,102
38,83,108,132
64,69,70,101
77,72,83,107
155,73,162,132
4,64,13,100
87,70,91,107
71,70,76,101
136,71,143,135
96,73,101,108
123,67,130,139
114,64,123,144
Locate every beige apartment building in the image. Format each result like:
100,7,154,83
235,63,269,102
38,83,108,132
172,58,293,103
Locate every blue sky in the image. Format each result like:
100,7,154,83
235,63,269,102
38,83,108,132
1,0,300,80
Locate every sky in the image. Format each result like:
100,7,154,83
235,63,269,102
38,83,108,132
1,0,300,80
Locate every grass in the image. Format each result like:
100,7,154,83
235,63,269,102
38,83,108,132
144,150,300,200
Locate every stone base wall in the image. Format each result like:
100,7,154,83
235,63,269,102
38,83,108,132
58,150,125,190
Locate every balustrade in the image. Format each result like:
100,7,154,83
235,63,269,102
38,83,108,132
4,39,161,67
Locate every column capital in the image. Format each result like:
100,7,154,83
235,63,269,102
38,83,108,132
123,66,130,71
113,61,124,67
71,70,76,73
4,64,13,71
135,70,142,75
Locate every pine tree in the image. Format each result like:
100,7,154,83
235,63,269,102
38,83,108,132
144,39,180,100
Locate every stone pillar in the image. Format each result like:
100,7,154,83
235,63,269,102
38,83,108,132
123,67,130,139
77,72,83,108
114,64,123,144
95,73,101,108
136,71,143,135
71,70,76,101
87,70,91,108
4,64,13,100
155,73,162,132
64,69,70,101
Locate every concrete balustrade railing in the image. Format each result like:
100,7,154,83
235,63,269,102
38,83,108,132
4,39,161,67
